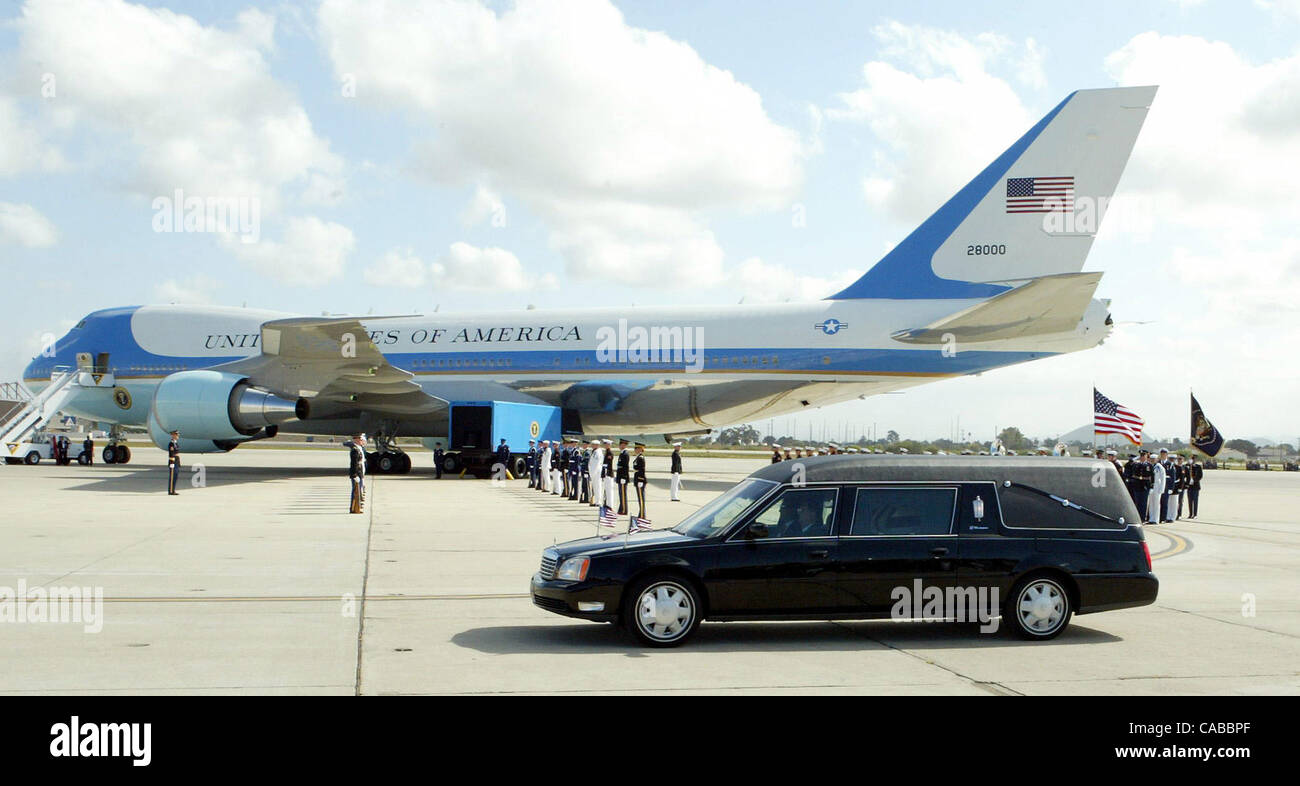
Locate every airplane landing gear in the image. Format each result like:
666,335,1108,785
103,426,131,464
368,429,412,475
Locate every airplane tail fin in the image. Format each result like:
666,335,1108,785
829,86,1157,300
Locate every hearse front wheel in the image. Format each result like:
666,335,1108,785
1007,575,1072,640
624,576,701,648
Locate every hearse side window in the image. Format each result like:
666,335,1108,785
850,487,956,536
997,484,1122,529
745,488,837,539
674,479,774,538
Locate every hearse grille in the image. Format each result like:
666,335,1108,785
540,552,558,580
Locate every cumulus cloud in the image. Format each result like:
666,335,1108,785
11,0,344,211
364,247,428,287
0,97,64,176
727,257,859,304
0,202,58,247
431,242,557,292
319,0,804,286
830,21,1038,224
226,216,355,287
459,184,507,228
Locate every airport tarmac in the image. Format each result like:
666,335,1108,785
1,448,1297,695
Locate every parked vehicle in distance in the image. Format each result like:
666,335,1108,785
531,456,1158,646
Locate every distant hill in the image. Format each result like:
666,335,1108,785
1053,423,1154,447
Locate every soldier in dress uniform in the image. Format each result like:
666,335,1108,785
632,442,648,518
587,439,604,507
526,439,537,488
771,446,782,464
1158,448,1175,523
553,439,564,493
1186,456,1203,518
602,439,615,508
568,439,582,500
495,438,511,479
783,447,793,461
1107,449,1122,476
167,429,181,495
432,441,445,479
579,440,594,503
83,435,94,465
1173,455,1187,520
347,433,366,513
1147,451,1166,525
669,441,683,501
538,440,552,492
615,438,631,515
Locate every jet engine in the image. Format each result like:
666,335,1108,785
147,370,309,453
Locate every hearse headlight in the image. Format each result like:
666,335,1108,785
556,557,590,582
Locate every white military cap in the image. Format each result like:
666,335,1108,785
671,441,683,446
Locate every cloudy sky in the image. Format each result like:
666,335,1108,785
1,0,1297,444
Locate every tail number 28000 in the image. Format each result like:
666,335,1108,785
967,244,1007,255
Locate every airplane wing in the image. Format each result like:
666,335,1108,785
890,271,1103,344
213,316,445,417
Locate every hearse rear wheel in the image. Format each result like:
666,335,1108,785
623,576,701,648
1007,575,1072,640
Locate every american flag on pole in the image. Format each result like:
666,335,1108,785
1006,176,1074,213
597,506,618,528
1094,388,1144,446
629,516,653,533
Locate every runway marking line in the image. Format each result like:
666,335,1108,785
1147,527,1192,560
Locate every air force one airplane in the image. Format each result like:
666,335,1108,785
17,86,1155,471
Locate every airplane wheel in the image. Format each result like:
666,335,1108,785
512,456,527,479
377,452,398,474
118,446,132,464
442,453,460,474
397,453,412,474
25,451,40,465
103,446,118,464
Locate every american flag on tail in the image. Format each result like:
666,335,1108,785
1094,388,1144,446
629,516,653,533
597,505,618,528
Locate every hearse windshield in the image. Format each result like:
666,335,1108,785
674,479,776,538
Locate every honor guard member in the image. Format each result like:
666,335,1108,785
579,440,594,503
1186,456,1203,518
1129,449,1153,520
568,439,582,500
549,440,561,494
670,442,683,501
348,433,366,513
1147,451,1166,524
83,435,93,465
526,440,537,488
1158,449,1175,522
602,439,615,507
166,430,181,495
632,442,648,518
587,439,605,507
783,447,793,461
496,438,511,479
1172,455,1185,519
432,442,445,479
615,439,631,515
559,440,571,497
771,446,782,464
538,441,553,492
1107,449,1122,476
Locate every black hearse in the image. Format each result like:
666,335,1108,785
531,456,1158,646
